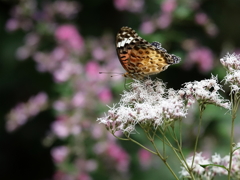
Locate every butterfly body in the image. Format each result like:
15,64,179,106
116,26,181,79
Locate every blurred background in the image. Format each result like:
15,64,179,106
1,0,240,179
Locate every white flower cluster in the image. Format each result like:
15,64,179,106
180,143,240,180
220,53,240,71
181,75,231,109
98,77,231,134
221,53,240,93
97,79,188,134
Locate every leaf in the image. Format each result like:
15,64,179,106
200,164,229,172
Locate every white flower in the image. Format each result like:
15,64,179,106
220,53,240,71
179,152,213,180
182,75,231,109
180,143,240,179
97,79,188,134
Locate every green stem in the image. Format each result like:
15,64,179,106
148,131,180,180
179,119,183,150
126,135,158,155
228,93,240,180
191,104,204,169
168,127,196,180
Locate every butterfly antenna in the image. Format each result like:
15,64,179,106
99,71,124,78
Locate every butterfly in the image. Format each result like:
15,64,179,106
116,26,181,79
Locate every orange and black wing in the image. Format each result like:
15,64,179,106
116,26,181,79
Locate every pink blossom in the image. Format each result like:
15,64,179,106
206,24,218,37
107,143,129,173
114,0,128,11
98,88,112,104
114,0,144,12
91,125,104,139
157,13,172,29
6,92,48,132
28,92,48,116
92,47,105,60
51,146,69,163
51,117,70,138
161,0,176,13
185,48,214,72
5,18,19,31
25,33,40,46
53,100,67,112
129,0,144,12
53,61,82,82
76,159,97,172
16,46,31,60
78,173,92,180
84,160,98,172
138,149,152,169
55,24,84,51
195,13,208,25
72,92,85,107
50,47,67,62
71,125,82,135
52,1,80,18
85,61,100,79
140,21,155,34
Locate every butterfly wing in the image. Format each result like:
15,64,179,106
116,26,181,79
116,27,148,76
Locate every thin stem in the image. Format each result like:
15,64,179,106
126,135,158,155
112,133,130,141
169,127,196,180
179,119,183,148
228,92,240,180
155,133,178,151
158,127,186,164
148,131,180,180
191,103,204,169
162,127,166,158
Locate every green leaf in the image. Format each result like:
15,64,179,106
200,164,229,172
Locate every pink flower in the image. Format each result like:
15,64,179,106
107,143,129,173
16,46,31,60
140,21,155,34
206,24,218,37
53,100,67,112
114,0,144,12
85,61,100,79
50,47,67,62
52,1,80,18
53,61,82,82
92,47,105,60
51,117,69,138
5,18,19,31
195,13,208,25
72,92,85,107
157,13,172,29
138,149,152,169
51,146,69,163
91,124,104,139
98,88,112,104
6,92,48,132
114,0,128,11
185,48,214,72
161,0,176,13
129,0,144,12
55,24,84,51
28,92,48,116
78,173,92,180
